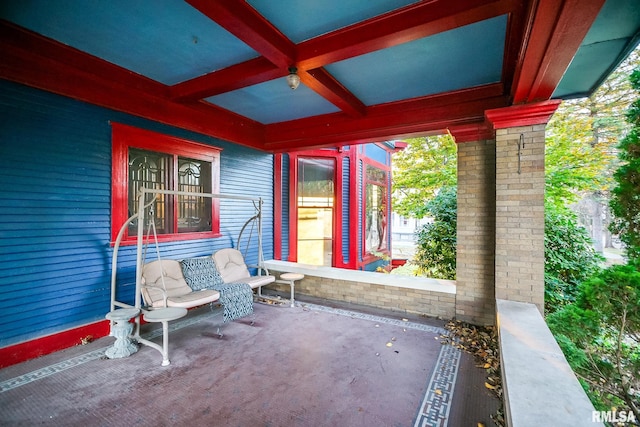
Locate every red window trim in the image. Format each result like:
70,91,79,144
110,123,222,245
286,150,346,266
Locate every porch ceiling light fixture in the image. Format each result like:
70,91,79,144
286,66,300,90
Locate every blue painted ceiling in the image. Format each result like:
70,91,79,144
552,0,640,98
2,0,259,86
1,0,639,133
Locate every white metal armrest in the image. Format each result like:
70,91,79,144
141,284,169,307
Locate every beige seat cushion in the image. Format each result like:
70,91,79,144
212,248,275,289
141,260,220,308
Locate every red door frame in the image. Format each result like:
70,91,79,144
273,144,392,270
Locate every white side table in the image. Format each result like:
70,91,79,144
276,273,304,307
143,307,188,366
105,308,140,359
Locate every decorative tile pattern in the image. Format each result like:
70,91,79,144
413,336,461,427
301,303,447,335
0,348,108,393
0,309,215,393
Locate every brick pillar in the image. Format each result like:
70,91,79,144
456,139,496,325
486,101,560,313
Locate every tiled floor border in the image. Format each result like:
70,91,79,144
0,311,207,393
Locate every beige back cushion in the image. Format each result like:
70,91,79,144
212,248,250,283
141,260,192,307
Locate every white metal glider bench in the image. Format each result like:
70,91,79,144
138,259,221,365
141,259,221,309
136,250,276,364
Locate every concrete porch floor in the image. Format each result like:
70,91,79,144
0,299,499,426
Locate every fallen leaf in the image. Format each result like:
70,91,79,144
386,342,393,347
434,389,442,395
485,382,496,390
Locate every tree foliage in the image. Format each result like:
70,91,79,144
610,68,640,265
545,103,615,208
543,49,640,208
545,48,639,244
547,265,640,417
392,134,457,218
546,54,640,419
544,204,603,312
413,186,457,279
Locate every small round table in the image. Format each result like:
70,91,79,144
104,308,140,359
278,273,304,307
143,307,188,366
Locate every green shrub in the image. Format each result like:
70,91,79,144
413,186,456,279
544,205,603,313
548,264,640,417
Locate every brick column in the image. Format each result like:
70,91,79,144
486,101,560,313
456,139,496,325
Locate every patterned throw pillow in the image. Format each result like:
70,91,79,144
180,257,223,291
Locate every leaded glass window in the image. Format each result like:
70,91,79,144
127,148,212,235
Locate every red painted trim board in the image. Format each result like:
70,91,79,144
0,320,111,369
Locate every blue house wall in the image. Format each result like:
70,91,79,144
0,81,274,348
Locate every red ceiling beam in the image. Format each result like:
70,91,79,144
185,0,295,70
301,67,367,118
297,0,517,69
499,0,529,97
511,0,605,103
0,21,265,149
264,84,509,150
170,57,284,101
0,19,166,97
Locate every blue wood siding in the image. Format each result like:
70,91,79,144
0,80,274,347
341,156,350,264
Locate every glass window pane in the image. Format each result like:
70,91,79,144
177,157,212,233
128,148,170,235
297,207,333,266
297,157,335,266
298,158,334,207
365,169,387,254
366,164,386,184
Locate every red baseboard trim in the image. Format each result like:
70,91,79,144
0,320,111,369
